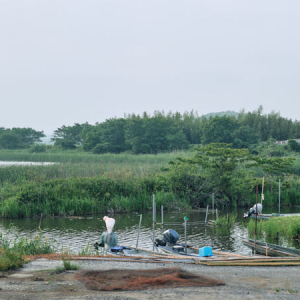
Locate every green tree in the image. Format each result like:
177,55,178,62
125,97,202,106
232,125,260,149
11,128,45,147
0,131,22,149
83,118,129,154
287,139,300,152
0,128,44,149
202,116,239,145
169,143,251,206
52,123,90,149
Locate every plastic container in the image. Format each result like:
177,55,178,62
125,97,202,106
199,246,213,257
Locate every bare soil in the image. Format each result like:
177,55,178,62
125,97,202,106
0,258,300,299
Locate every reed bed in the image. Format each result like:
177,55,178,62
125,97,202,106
0,150,191,184
215,213,237,227
247,216,300,239
0,149,191,164
264,216,300,239
247,219,264,238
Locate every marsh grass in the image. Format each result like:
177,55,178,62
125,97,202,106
0,150,191,185
0,149,190,164
247,216,300,239
264,216,300,239
215,214,237,227
247,219,264,238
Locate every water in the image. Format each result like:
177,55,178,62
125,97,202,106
1,207,299,255
0,161,56,166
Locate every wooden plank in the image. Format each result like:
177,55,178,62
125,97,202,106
201,261,300,266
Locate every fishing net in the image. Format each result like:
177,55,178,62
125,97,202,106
75,267,225,291
101,232,118,248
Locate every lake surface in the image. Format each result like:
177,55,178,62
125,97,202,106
1,207,299,255
0,161,56,166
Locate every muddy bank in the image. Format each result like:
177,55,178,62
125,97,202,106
0,258,299,299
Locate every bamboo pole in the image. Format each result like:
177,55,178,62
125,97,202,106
136,214,142,248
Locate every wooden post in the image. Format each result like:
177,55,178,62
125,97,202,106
136,214,142,248
205,205,209,224
254,186,258,255
161,205,164,227
153,194,156,251
279,179,281,215
184,218,187,255
261,176,264,205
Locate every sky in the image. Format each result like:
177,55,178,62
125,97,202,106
1,0,300,134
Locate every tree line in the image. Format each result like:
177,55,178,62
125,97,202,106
51,106,300,154
1,106,300,153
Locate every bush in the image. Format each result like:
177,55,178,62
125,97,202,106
29,144,47,153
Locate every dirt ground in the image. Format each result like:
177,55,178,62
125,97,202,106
0,258,300,300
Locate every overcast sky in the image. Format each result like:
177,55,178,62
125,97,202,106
1,0,299,134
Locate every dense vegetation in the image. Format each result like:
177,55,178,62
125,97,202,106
1,107,300,218
50,107,300,154
0,142,300,218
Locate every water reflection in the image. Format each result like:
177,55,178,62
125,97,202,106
0,207,299,255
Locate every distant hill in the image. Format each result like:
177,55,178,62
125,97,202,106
202,111,239,119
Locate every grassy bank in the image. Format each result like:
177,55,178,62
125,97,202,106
247,216,300,239
0,175,189,218
0,231,55,271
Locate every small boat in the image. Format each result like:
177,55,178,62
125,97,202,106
95,243,170,257
157,244,197,256
156,244,251,260
242,239,300,257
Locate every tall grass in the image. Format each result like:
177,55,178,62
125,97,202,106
0,175,189,218
264,216,300,239
247,216,300,240
0,149,191,164
0,231,56,270
0,150,191,185
247,219,264,238
215,214,237,227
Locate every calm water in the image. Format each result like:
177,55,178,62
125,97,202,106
1,207,299,255
0,161,56,166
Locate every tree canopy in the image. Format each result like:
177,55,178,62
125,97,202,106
0,128,45,149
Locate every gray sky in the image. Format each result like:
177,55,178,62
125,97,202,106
1,0,300,134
